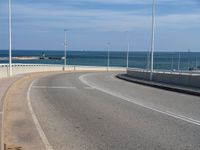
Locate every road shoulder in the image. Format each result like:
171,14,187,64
0,75,24,150
2,72,62,150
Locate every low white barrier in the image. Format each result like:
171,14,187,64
127,68,200,89
0,64,126,78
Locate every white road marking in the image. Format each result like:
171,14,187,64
33,86,95,90
110,74,117,80
83,87,95,90
27,80,54,150
79,73,200,126
32,86,47,89
32,86,76,89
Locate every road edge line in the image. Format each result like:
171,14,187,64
79,73,200,126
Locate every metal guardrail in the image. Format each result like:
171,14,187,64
128,68,200,76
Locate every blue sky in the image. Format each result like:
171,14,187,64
0,0,200,51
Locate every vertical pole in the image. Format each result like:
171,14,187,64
171,56,174,71
126,31,130,70
146,51,150,70
188,49,190,70
195,56,198,69
107,42,110,72
150,0,156,80
178,52,181,71
8,0,12,77
63,29,67,70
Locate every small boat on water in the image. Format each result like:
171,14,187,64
39,51,64,60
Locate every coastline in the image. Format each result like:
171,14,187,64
0,57,39,61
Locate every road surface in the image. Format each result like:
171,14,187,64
29,72,200,150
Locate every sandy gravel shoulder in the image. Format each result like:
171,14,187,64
2,72,64,150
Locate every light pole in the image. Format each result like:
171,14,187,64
178,52,181,71
125,31,130,70
188,49,190,70
8,0,12,77
146,51,151,70
107,42,110,72
171,56,174,71
63,29,68,71
195,56,198,68
150,0,156,80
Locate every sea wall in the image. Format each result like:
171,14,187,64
0,64,126,78
127,69,200,89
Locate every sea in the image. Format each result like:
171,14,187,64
0,50,200,71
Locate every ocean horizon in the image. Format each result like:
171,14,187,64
0,50,200,71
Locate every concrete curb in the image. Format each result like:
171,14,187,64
116,74,200,97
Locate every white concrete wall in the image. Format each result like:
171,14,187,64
0,64,126,79
127,69,200,89
0,67,8,78
0,64,63,78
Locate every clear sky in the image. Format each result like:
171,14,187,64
0,0,200,51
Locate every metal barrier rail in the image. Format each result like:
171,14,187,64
128,68,200,76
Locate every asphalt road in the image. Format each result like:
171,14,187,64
30,72,200,150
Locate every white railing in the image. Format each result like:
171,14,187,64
128,68,200,76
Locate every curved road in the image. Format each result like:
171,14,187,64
29,72,200,150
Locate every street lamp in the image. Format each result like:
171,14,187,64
8,0,12,77
178,52,181,71
107,42,110,72
188,49,191,70
150,0,156,80
63,29,68,71
125,31,130,70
